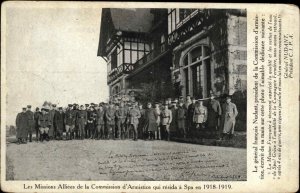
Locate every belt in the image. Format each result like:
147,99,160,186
162,116,170,118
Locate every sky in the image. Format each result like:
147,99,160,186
4,5,108,125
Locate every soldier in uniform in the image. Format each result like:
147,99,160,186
87,107,96,139
26,105,35,142
54,107,65,140
177,100,187,138
144,102,157,140
106,102,116,139
138,103,145,139
38,108,51,142
154,102,161,140
76,105,87,140
161,103,172,141
65,104,76,140
207,95,222,138
85,104,90,138
170,101,178,137
16,108,29,144
95,104,105,139
221,95,238,139
193,100,208,138
187,97,196,137
128,103,141,141
48,104,57,140
34,107,41,142
115,102,128,139
73,104,80,139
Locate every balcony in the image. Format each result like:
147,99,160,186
107,40,170,84
132,41,169,74
107,63,134,84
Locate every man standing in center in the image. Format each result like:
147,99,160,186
115,102,128,139
76,105,87,140
129,103,141,141
54,107,65,140
144,102,157,140
65,104,76,140
105,102,116,140
161,102,172,141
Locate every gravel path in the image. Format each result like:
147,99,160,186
6,139,246,181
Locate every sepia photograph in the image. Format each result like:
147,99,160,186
4,5,247,181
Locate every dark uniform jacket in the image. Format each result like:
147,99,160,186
96,109,105,125
144,108,157,132
16,112,28,138
115,107,128,124
105,107,116,125
26,110,35,128
65,109,76,126
38,113,51,128
76,110,87,125
54,111,65,131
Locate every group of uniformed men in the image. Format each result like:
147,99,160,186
15,94,238,144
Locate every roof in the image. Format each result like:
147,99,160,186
110,8,153,32
97,8,154,57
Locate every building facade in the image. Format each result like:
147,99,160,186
98,8,246,105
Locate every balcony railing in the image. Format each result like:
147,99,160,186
134,41,169,71
107,41,169,84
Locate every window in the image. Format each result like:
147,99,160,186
182,45,211,98
168,9,199,34
123,38,150,63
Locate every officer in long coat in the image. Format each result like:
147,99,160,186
65,104,76,140
143,102,157,140
115,102,128,139
154,102,161,140
222,95,238,139
34,107,41,141
177,100,187,138
76,105,87,140
207,96,222,138
16,108,29,144
54,107,65,140
128,103,141,141
48,104,57,139
95,104,105,139
26,105,35,142
170,101,178,137
161,103,172,141
38,108,51,141
187,97,196,137
105,102,116,140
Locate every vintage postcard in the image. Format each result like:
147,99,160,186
1,1,299,192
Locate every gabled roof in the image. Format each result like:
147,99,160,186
97,8,154,57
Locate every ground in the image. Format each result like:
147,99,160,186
6,138,246,181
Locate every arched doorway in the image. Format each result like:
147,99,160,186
181,44,211,99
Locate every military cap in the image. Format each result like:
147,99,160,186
94,104,98,107
36,107,40,110
41,108,46,111
90,103,95,106
68,104,72,107
22,107,27,110
52,104,56,107
85,104,89,107
27,105,32,108
58,107,63,110
80,105,84,107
